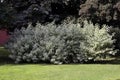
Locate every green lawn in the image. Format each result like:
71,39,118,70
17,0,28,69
0,64,120,80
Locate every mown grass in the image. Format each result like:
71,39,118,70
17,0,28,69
0,64,120,80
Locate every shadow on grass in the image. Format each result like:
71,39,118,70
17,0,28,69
0,56,54,66
0,59,120,66
0,55,120,66
0,56,14,65
87,60,120,65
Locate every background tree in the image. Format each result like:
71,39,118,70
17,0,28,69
79,0,120,27
1,0,120,29
0,1,14,29
3,0,85,29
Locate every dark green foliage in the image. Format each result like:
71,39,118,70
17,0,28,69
1,0,120,29
3,0,84,29
0,1,14,29
108,27,120,56
5,21,116,64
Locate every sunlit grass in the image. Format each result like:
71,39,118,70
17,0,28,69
0,64,120,80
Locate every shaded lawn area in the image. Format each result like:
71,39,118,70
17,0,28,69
0,47,13,64
0,47,10,57
0,64,120,80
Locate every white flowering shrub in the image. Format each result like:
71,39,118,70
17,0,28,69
5,21,117,64
80,21,117,61
5,22,87,64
